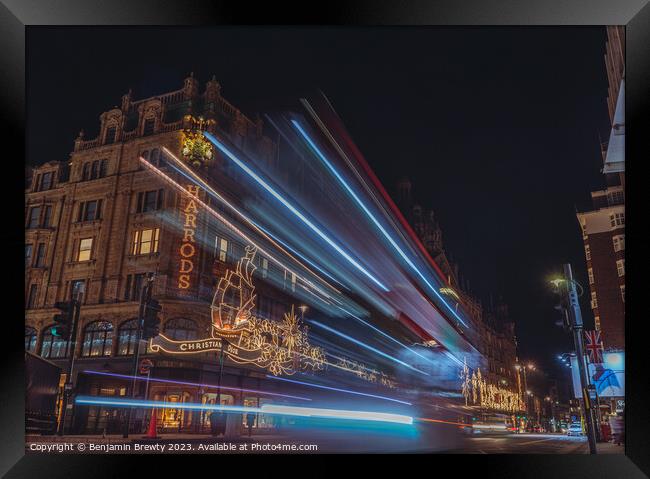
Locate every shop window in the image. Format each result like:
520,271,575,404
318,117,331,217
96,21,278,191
40,325,68,359
25,326,37,352
117,319,139,356
81,321,113,357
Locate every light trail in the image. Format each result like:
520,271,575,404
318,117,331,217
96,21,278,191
265,375,412,405
335,305,436,365
82,370,312,401
139,158,335,302
74,396,413,425
161,147,341,296
203,131,390,292
416,417,468,427
309,320,429,376
292,116,469,329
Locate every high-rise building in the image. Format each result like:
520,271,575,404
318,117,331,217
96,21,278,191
576,27,625,350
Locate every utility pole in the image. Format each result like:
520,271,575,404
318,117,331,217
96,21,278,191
123,273,154,438
560,263,598,454
57,282,84,436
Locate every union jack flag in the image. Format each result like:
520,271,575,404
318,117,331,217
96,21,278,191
584,330,604,364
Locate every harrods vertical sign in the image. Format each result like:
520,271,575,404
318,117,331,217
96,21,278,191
176,184,201,296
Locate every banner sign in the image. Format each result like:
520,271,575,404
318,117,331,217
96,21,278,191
570,351,624,398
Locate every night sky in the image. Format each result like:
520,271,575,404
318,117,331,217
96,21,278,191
27,27,611,383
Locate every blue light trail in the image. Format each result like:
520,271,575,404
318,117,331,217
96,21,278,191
265,375,412,405
309,320,429,375
203,132,389,292
74,396,413,425
292,118,469,329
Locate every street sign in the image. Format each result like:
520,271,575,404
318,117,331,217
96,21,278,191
139,358,154,375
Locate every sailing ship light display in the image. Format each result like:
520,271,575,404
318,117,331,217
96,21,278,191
150,245,326,376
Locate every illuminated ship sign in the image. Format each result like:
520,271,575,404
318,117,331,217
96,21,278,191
150,245,326,376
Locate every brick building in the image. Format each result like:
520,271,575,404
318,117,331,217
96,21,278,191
24,74,320,435
576,26,625,350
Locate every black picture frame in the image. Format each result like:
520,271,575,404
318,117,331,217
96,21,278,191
2,1,648,476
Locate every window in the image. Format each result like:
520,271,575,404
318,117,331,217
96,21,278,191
77,238,93,262
27,284,38,309
616,259,625,277
587,268,594,285
25,327,37,352
151,148,160,166
91,161,99,180
117,319,139,356
259,257,268,278
143,118,155,136
585,244,591,261
607,190,624,206
136,189,164,213
40,326,68,359
81,321,113,357
27,206,41,229
610,212,625,228
77,200,102,222
613,234,625,252
39,172,53,191
215,237,229,262
124,273,147,301
594,316,601,331
590,291,598,310
69,279,86,301
163,318,198,341
82,162,90,181
620,285,625,303
42,205,52,228
99,159,108,177
284,270,297,292
132,228,160,255
25,244,33,268
34,243,46,268
105,127,117,145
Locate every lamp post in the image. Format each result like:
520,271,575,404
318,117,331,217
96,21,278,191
550,264,598,454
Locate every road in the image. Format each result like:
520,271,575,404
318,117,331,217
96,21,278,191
448,433,598,454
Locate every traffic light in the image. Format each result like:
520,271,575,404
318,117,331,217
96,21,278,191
142,298,161,340
52,301,73,340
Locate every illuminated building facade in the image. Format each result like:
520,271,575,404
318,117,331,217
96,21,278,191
24,74,309,434
576,26,625,350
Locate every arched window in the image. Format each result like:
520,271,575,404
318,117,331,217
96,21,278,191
81,321,113,357
40,326,68,359
25,326,37,352
163,318,198,341
117,319,139,356
150,148,160,166
90,160,99,180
